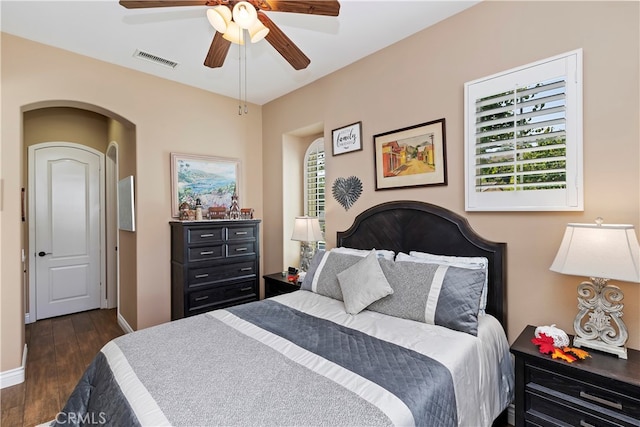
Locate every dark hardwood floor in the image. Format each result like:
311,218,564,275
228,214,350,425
1,309,124,427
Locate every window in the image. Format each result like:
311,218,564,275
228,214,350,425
464,49,583,211
304,138,325,249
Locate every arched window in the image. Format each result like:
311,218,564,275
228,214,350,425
304,138,325,249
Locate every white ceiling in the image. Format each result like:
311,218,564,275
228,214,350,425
1,0,480,105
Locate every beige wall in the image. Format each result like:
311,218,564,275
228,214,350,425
1,33,263,371
262,1,640,348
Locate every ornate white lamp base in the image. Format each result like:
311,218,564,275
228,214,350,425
572,277,628,359
299,241,315,272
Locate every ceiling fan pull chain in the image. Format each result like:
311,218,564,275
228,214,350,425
238,25,242,115
244,41,248,114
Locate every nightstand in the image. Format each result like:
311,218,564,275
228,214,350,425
263,272,301,298
510,325,640,427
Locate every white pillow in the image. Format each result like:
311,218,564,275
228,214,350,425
399,251,490,314
332,247,395,261
337,250,393,315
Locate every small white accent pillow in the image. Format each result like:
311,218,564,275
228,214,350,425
337,250,394,315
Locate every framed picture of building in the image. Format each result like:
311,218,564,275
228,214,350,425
374,118,447,190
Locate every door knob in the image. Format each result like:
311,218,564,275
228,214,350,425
38,251,52,257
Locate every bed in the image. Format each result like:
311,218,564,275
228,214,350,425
54,200,514,427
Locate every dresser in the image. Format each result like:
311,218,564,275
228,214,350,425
170,220,260,320
510,325,640,427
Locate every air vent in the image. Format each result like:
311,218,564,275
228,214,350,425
133,50,179,69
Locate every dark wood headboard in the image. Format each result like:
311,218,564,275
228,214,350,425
337,200,507,330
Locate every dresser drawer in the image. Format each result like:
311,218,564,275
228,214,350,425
227,226,255,241
187,227,225,244
188,281,257,312
227,241,256,257
188,245,225,262
528,364,640,419
188,261,256,288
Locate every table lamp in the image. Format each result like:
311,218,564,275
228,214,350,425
550,218,640,359
291,216,323,272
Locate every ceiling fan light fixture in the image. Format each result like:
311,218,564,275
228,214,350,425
248,20,269,43
207,6,231,33
222,20,245,45
232,1,257,29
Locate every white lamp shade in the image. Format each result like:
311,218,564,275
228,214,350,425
248,20,269,43
222,20,245,45
550,222,640,282
232,1,257,29
291,216,323,242
206,6,231,33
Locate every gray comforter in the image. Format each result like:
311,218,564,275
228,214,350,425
54,300,457,426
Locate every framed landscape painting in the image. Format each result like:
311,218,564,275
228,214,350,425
374,118,447,190
170,153,240,218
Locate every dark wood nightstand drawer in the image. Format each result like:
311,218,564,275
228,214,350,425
528,364,640,419
187,227,225,244
188,244,225,262
188,261,256,288
526,388,633,427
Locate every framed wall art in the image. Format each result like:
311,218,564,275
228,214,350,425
118,175,135,232
332,121,363,156
170,153,240,218
374,118,447,190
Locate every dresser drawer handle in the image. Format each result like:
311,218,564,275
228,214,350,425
200,251,214,255
235,231,248,235
194,274,209,279
580,421,595,427
194,296,209,302
235,247,248,252
579,392,622,410
200,234,214,238
240,287,253,292
239,267,252,272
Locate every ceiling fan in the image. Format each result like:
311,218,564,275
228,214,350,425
119,1,341,70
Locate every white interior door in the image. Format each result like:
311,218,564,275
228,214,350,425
34,144,102,320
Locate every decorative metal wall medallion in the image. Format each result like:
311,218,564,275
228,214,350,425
332,176,362,211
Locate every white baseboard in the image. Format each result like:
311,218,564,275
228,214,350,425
25,312,33,324
117,312,134,334
0,344,28,389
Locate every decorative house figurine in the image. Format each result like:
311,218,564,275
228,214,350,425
229,193,240,220
208,206,227,220
179,202,191,220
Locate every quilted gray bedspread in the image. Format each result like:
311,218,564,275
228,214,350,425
54,299,458,426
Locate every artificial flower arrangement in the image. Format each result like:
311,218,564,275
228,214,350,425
531,324,590,363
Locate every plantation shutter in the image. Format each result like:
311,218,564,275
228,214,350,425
304,139,325,249
465,49,583,211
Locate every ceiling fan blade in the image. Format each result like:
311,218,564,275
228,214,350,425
254,1,340,16
204,32,232,68
119,1,212,9
257,12,310,70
